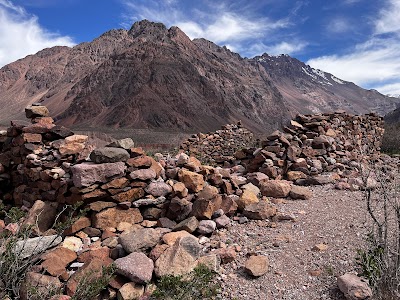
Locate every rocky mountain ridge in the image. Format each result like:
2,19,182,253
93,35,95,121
0,20,398,133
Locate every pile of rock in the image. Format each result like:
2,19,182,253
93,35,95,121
0,106,307,299
0,106,386,299
180,122,254,165
236,112,384,188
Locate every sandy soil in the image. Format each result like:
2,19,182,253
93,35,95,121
214,185,371,300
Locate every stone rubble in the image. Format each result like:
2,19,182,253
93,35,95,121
0,105,386,299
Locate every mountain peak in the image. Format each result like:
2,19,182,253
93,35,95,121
128,19,168,39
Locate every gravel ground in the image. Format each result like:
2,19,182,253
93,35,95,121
213,185,371,300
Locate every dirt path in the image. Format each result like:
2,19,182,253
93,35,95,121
215,185,370,300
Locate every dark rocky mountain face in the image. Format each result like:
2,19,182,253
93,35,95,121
0,20,398,133
253,54,400,116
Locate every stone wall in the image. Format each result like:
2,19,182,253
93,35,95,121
181,111,384,185
0,106,385,298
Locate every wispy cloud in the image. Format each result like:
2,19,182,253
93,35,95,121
374,0,400,35
0,0,75,67
307,0,400,95
327,17,351,34
121,0,306,57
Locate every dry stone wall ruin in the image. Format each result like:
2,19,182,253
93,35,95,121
0,105,385,298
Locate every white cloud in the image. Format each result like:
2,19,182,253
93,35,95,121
307,0,400,95
374,82,400,96
121,0,299,57
0,0,75,67
374,0,400,35
327,17,351,33
246,41,307,57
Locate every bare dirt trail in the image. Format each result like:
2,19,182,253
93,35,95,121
216,185,370,300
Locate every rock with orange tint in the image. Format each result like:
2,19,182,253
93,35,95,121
92,207,143,230
41,247,77,277
178,169,204,192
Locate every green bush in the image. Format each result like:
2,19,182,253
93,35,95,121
151,264,220,300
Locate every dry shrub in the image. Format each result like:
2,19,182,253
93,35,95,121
357,162,400,299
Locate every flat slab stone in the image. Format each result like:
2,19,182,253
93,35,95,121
90,147,130,163
71,162,126,188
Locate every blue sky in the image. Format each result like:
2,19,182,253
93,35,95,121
1,0,400,95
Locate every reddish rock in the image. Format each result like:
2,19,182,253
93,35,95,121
162,230,193,246
260,180,292,198
92,207,143,230
216,246,237,264
66,257,113,296
244,255,269,277
20,272,62,300
65,216,91,235
290,185,313,200
243,201,277,220
192,198,215,219
112,188,144,203
101,177,129,189
77,247,110,264
23,200,58,233
236,190,259,210
126,156,153,168
41,247,77,277
129,169,157,181
337,273,372,300
178,169,204,192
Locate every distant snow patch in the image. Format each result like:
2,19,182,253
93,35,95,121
311,68,329,81
301,67,317,80
331,75,345,84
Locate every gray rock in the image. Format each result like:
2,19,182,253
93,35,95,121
107,138,135,149
215,215,230,228
145,181,172,197
154,236,201,277
71,162,126,188
25,105,49,118
197,220,216,234
129,169,157,181
15,235,62,259
173,216,199,233
90,147,130,163
119,228,163,253
115,252,154,284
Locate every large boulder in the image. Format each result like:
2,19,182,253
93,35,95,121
154,236,201,277
71,162,126,188
260,180,292,198
25,105,49,118
178,169,204,192
115,252,154,284
92,207,143,230
243,201,277,220
15,235,62,259
244,255,269,277
119,228,163,253
90,147,130,163
337,273,372,300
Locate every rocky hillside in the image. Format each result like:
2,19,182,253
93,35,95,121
253,54,399,116
0,20,398,133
